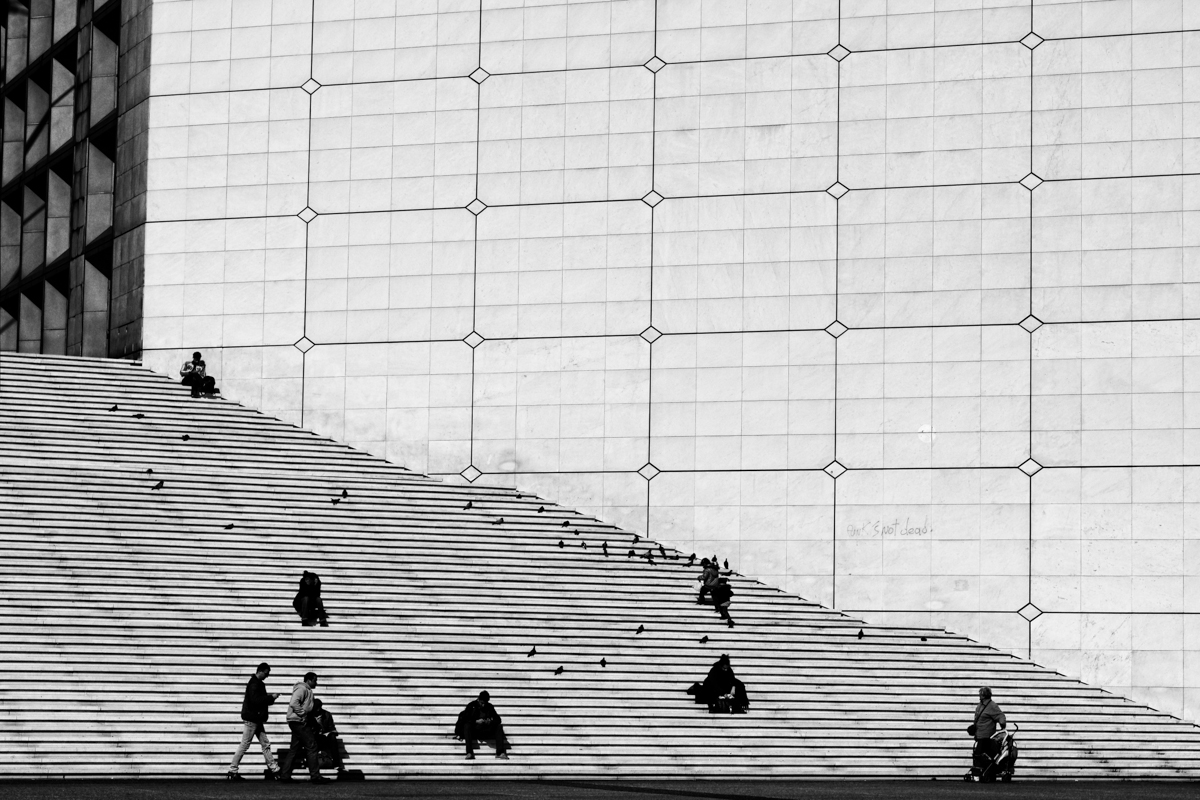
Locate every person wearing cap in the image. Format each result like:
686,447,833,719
454,691,510,760
971,687,1007,769
227,662,282,780
180,351,218,398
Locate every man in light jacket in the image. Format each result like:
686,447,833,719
279,672,327,783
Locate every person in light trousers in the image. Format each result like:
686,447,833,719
227,662,282,780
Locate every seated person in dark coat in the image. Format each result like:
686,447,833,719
301,699,348,778
292,571,329,627
454,691,510,759
686,654,749,713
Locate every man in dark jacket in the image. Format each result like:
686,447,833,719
687,654,749,713
455,691,510,759
711,577,734,627
227,662,282,780
972,687,1007,775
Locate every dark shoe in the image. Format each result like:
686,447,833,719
336,770,350,781
227,772,245,781
727,619,735,627
279,774,294,782
310,775,330,784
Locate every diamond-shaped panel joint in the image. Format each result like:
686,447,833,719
297,207,317,223
642,190,663,208
640,325,662,344
1020,172,1043,191
826,181,848,199
644,56,666,73
1020,314,1043,333
1018,603,1042,621
301,78,321,95
466,198,487,216
1021,32,1044,50
463,331,485,349
824,460,846,479
1019,458,1042,477
470,67,490,84
638,463,660,481
825,320,848,338
828,44,850,62
461,465,482,483
294,336,314,354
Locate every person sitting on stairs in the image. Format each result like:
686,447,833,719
293,699,350,781
292,570,329,627
454,691,510,760
686,654,749,714
180,351,218,398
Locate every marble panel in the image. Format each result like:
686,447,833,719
839,44,1030,188
1033,32,1200,180
651,193,837,334
475,201,651,339
304,209,475,345
836,468,1030,613
481,0,655,72
150,0,313,94
312,0,479,83
842,0,1029,51
838,184,1030,328
836,326,1030,469
1034,0,1198,40
472,335,650,473
654,56,838,197
863,610,1030,659
146,89,310,221
309,78,478,213
648,469,835,605
477,67,654,205
655,0,839,62
478,470,649,542
649,330,835,471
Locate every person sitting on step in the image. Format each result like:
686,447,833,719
454,691,510,760
686,654,749,714
180,351,218,398
292,571,329,627
296,699,350,781
696,558,720,604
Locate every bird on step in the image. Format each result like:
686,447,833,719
658,544,667,559
561,521,570,528
340,489,348,499
635,625,645,634
723,559,729,570
600,658,607,668
558,540,564,548
632,534,640,544
132,413,144,419
601,542,608,556
224,524,235,530
687,553,696,566
857,629,864,639
108,405,118,412
151,481,164,490
554,666,564,675
493,517,505,525
537,506,545,513
330,497,340,505
527,647,536,657
626,549,635,558
145,468,153,474
463,501,473,510
580,541,587,549
181,435,190,441
699,636,709,644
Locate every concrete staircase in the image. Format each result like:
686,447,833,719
0,351,1198,779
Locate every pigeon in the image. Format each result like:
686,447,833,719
151,481,164,490
580,541,588,549
857,629,864,639
181,435,190,441
921,637,927,642
108,405,118,412
626,549,635,558
602,542,608,556
145,469,153,475
341,489,348,499
464,501,473,510
724,559,729,570
554,666,564,675
330,498,340,505
658,544,667,559
699,636,709,644
635,625,645,634
561,520,570,528
527,647,537,657
538,506,546,513
687,553,696,567
558,540,564,548
224,524,235,530
493,517,505,525
132,413,145,419
600,658,607,668
632,534,640,544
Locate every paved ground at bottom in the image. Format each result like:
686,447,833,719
1,780,1197,800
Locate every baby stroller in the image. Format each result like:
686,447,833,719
965,722,1018,782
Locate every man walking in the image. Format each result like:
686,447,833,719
279,672,328,783
227,662,282,780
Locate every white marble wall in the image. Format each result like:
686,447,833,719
138,0,1200,722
